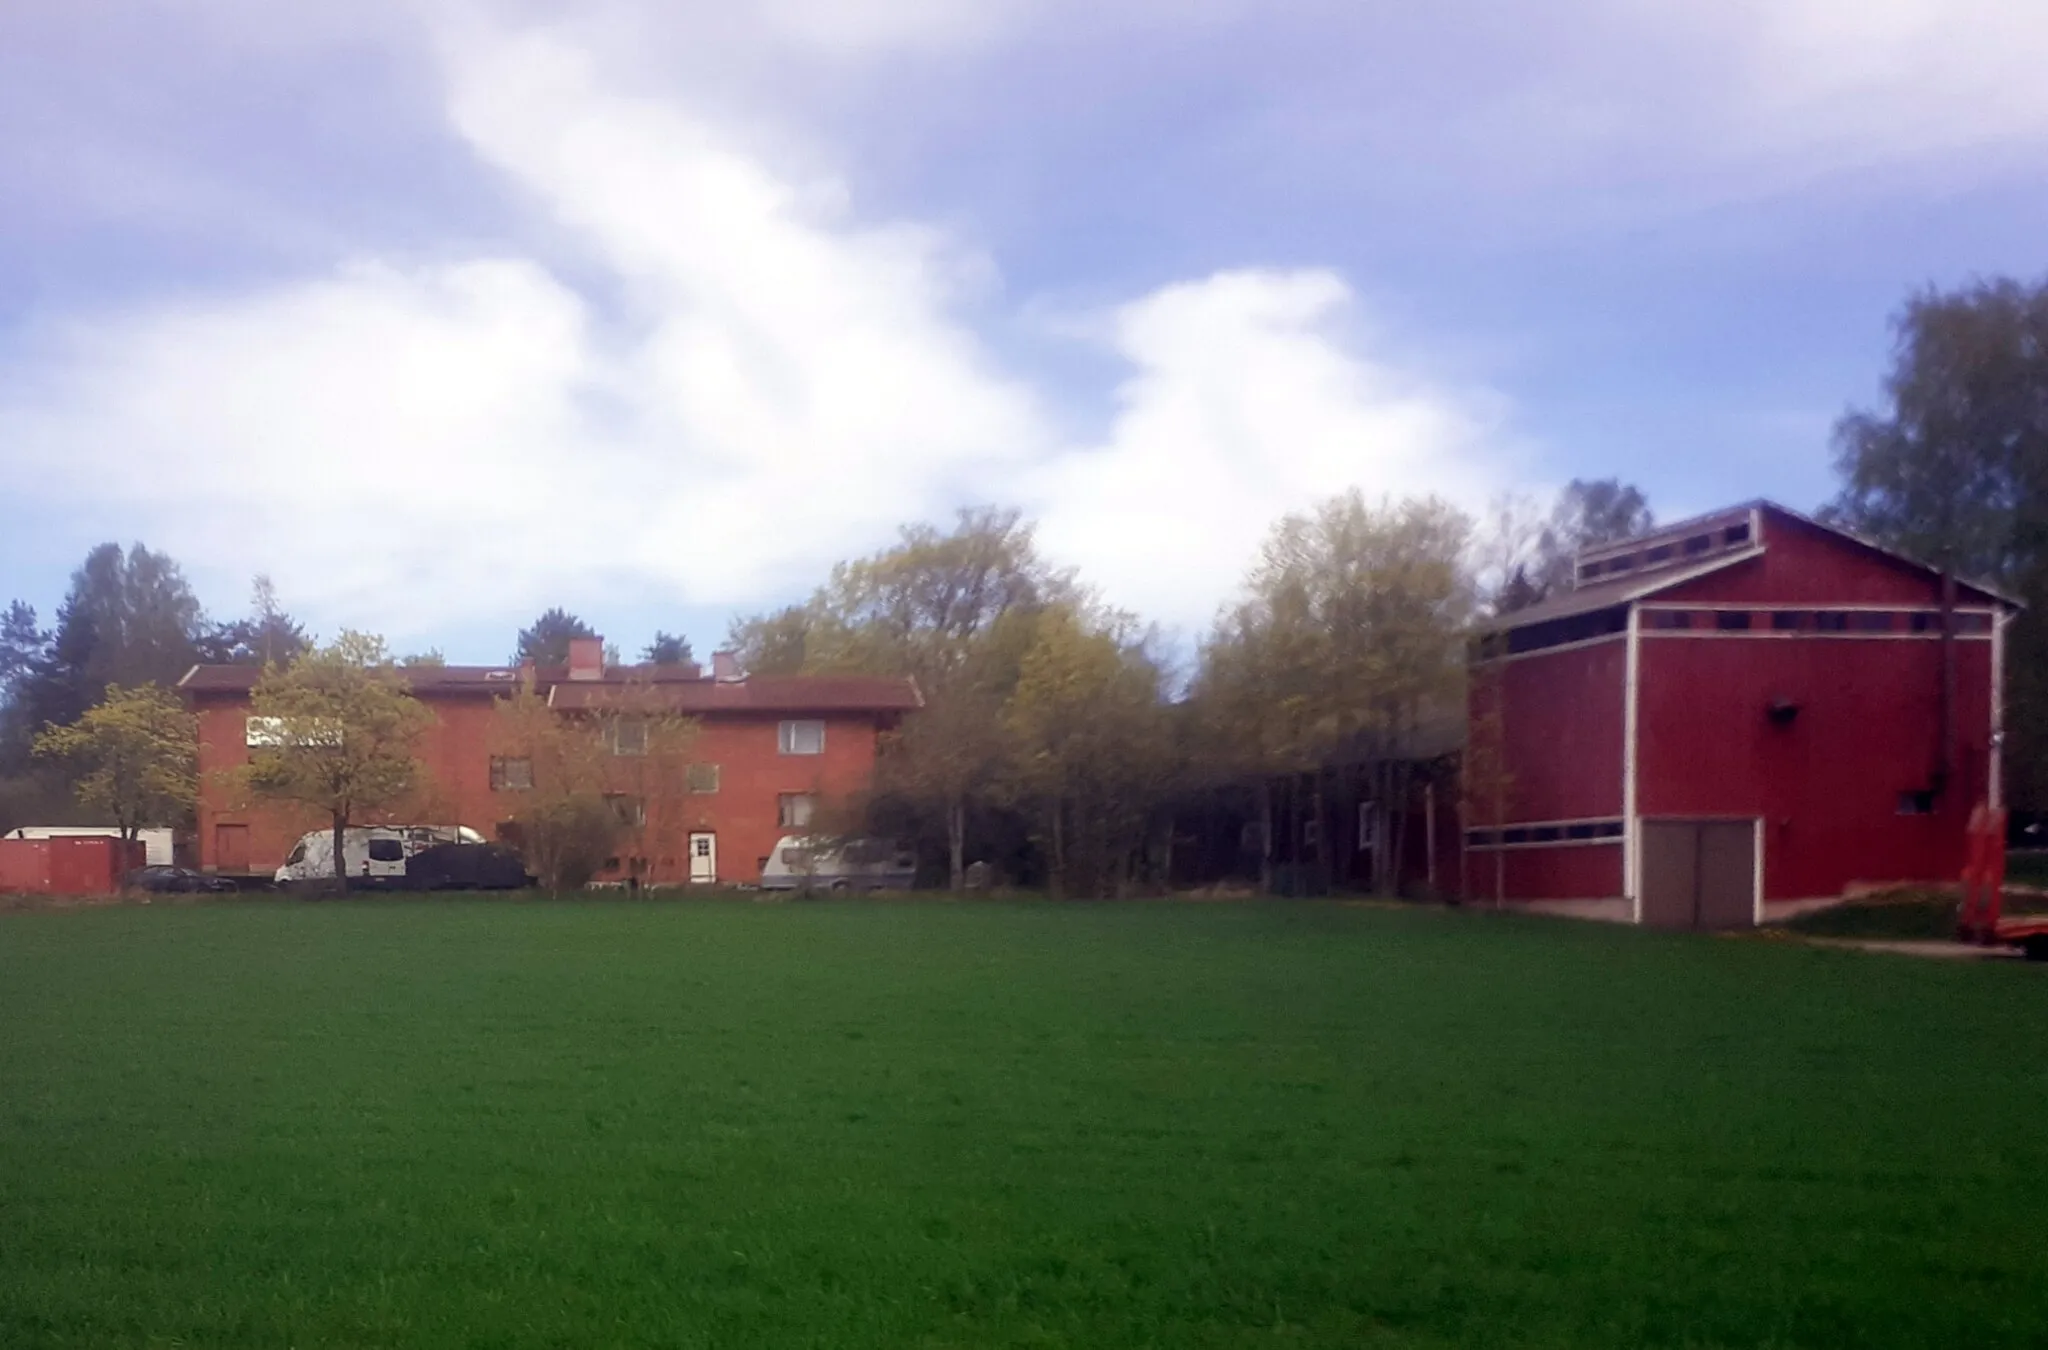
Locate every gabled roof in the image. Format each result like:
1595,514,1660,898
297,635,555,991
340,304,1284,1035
1485,498,2019,634
1480,548,1764,631
547,675,923,715
177,663,922,714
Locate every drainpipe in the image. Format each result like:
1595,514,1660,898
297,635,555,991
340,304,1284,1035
1938,568,1957,801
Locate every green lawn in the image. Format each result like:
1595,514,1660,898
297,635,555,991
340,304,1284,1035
1,900,2045,1348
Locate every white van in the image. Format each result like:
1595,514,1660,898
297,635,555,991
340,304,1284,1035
5,826,174,867
276,825,486,888
760,836,917,892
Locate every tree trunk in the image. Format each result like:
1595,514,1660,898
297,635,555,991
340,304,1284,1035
1050,800,1067,899
947,794,966,892
1257,778,1274,893
1313,767,1331,894
331,811,349,897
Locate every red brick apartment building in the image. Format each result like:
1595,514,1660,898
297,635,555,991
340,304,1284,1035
181,638,921,885
1468,502,2014,928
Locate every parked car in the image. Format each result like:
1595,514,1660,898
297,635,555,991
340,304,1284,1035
403,842,533,891
760,836,917,892
275,825,486,889
124,865,238,894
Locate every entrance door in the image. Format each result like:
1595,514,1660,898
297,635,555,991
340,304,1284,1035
214,823,250,874
688,833,717,884
1639,819,1757,929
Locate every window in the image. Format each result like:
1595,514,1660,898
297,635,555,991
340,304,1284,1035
779,793,817,829
1850,612,1895,633
490,756,533,791
686,763,721,794
610,717,648,756
1715,611,1752,631
1814,612,1850,632
1909,612,1937,633
1898,790,1936,816
1607,553,1636,573
779,719,825,755
605,794,645,827
1771,611,1807,631
1724,522,1752,545
1648,610,1692,630
1683,533,1712,555
1302,818,1321,847
1646,544,1674,563
1503,605,1628,656
1956,612,1993,634
367,838,404,863
245,715,340,747
1579,560,1605,582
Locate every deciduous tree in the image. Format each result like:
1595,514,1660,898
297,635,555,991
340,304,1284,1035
1194,492,1476,888
1827,276,2048,808
31,684,198,841
490,677,698,890
233,632,435,890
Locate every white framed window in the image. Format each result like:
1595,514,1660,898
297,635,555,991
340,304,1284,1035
490,756,533,791
778,793,817,829
605,794,646,827
245,715,341,747
610,717,648,756
686,762,720,794
778,719,825,755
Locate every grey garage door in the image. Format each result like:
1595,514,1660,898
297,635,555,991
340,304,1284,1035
1639,820,1757,930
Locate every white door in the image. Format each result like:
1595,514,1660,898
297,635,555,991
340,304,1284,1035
688,833,717,884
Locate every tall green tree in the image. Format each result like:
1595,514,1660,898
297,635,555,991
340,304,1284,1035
200,575,311,667
32,684,199,841
1194,492,1476,887
729,506,1076,889
643,632,693,666
1826,277,2048,808
12,544,207,742
513,608,598,667
1003,608,1176,897
234,632,435,890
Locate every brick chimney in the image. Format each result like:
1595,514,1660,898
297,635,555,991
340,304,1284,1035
711,650,742,682
568,636,604,681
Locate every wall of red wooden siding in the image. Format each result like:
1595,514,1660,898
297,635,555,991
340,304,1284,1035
1466,843,1623,903
1636,630,1992,900
1670,512,2004,608
1471,639,1626,826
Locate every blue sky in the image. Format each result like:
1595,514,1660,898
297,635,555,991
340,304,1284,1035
4,0,2046,663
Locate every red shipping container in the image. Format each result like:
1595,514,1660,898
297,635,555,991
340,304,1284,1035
0,836,145,895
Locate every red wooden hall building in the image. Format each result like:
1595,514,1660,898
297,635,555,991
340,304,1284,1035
1466,502,2014,927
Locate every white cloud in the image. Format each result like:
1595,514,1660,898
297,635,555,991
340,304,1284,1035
0,17,1522,643
1029,271,1515,634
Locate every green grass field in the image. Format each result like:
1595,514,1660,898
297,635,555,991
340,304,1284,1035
2,900,2045,1348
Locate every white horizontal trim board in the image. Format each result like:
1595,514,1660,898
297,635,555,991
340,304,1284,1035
1635,602,1997,613
1641,630,1991,642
